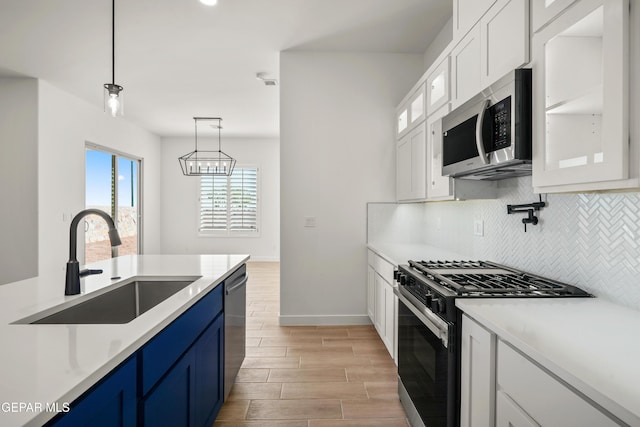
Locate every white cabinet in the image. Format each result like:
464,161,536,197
397,83,426,138
367,265,375,322
374,273,385,337
460,314,496,427
452,0,530,109
532,0,629,192
426,57,450,116
409,84,426,127
480,0,530,89
453,0,497,41
451,23,482,109
532,0,578,33
427,104,452,199
495,390,539,427
366,250,397,362
496,339,619,426
396,122,427,202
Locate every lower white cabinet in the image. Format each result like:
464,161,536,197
496,340,620,426
367,249,397,362
460,315,621,426
460,314,495,427
495,390,539,427
366,266,375,322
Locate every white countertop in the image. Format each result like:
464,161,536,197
367,242,467,266
456,298,640,426
0,254,249,427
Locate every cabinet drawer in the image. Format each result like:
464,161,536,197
497,340,619,426
373,254,394,284
142,284,223,395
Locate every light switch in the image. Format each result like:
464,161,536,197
304,216,317,228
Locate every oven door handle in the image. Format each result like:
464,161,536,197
396,287,449,348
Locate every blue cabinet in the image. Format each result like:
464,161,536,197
142,314,224,427
47,267,235,427
47,356,137,427
194,314,225,426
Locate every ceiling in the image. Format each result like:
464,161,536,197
0,0,451,138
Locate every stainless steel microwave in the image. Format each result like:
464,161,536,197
442,68,532,180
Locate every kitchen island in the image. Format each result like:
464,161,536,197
0,254,248,427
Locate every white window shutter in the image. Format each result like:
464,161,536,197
199,167,258,233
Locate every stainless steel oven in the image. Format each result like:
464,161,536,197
395,260,591,427
397,286,457,427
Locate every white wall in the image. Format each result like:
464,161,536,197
37,81,162,280
160,137,280,261
280,51,424,325
0,78,38,285
424,16,453,71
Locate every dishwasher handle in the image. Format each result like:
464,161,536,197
226,276,248,296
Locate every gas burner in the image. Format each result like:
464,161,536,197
410,260,487,269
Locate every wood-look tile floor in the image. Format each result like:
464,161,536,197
214,262,409,427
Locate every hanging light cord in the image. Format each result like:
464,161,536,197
194,118,199,152
111,0,115,85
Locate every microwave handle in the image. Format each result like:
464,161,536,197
475,99,491,165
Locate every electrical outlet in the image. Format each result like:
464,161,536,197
474,219,484,237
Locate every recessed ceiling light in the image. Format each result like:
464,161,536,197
200,0,218,6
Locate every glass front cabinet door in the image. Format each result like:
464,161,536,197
532,0,629,192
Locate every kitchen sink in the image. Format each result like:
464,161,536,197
17,278,198,324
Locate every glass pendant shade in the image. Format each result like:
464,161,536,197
104,83,124,117
178,117,237,176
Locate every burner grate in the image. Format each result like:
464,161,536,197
406,259,591,297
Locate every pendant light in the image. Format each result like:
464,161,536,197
104,0,123,117
178,117,237,176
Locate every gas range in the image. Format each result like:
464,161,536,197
395,260,592,427
397,260,592,323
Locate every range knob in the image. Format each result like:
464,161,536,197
399,274,407,286
431,297,445,314
424,293,433,306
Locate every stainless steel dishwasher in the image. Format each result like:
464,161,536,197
223,264,247,400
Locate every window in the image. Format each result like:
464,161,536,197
85,145,141,263
199,167,259,235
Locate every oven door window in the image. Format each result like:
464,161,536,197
398,299,451,427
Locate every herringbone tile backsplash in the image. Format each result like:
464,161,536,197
369,176,640,311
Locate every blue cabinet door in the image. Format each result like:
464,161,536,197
142,351,196,427
48,356,137,427
194,314,225,427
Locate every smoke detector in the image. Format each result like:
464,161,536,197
256,72,278,86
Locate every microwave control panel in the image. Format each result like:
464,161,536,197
490,96,511,149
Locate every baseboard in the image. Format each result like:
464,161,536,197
278,314,373,326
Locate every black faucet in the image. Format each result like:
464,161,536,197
65,209,122,295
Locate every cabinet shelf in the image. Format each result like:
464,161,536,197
545,84,603,115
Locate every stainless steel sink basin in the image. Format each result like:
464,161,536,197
17,278,198,324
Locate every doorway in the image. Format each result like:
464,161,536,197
85,145,141,263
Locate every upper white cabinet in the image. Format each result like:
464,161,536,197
451,23,482,109
397,122,427,202
532,0,629,192
480,0,530,88
397,83,426,138
428,104,453,199
426,57,450,116
453,0,497,40
452,0,529,109
532,0,579,33
409,84,426,127
396,105,409,138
